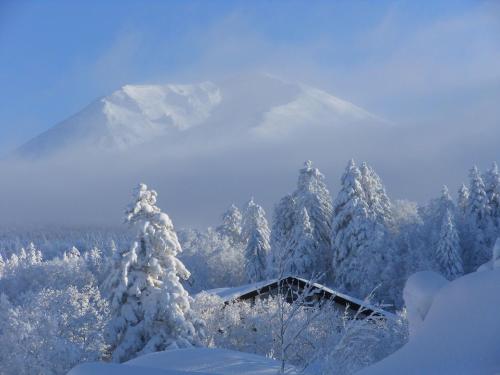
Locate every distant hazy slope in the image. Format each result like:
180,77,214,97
16,81,222,158
15,73,383,159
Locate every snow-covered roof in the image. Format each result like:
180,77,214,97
204,276,395,319
205,279,279,301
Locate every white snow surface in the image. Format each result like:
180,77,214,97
360,268,500,375
68,347,299,375
15,73,383,158
403,271,448,338
206,279,274,301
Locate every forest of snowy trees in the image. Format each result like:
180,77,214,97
1,160,500,374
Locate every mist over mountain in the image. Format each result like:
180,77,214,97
2,73,498,228
14,74,383,160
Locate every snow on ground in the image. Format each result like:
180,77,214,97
402,271,448,337
477,237,500,272
359,268,500,375
68,362,191,375
68,348,299,375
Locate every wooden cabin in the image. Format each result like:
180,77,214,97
208,276,394,319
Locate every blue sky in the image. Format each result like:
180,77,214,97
0,0,498,152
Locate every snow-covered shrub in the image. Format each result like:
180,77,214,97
317,308,407,375
179,228,246,292
193,293,408,375
0,226,131,260
0,249,96,305
216,204,243,245
0,284,108,375
0,243,110,375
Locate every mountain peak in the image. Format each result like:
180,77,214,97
100,80,222,133
14,75,383,159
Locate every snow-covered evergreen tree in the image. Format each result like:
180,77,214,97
436,209,463,280
102,243,127,300
107,183,204,362
242,198,270,282
439,185,455,215
64,246,81,260
360,162,393,228
5,253,19,273
420,185,456,258
421,185,454,221
269,194,296,277
292,160,333,276
18,247,27,264
391,199,426,276
0,254,4,277
456,183,470,258
7,244,43,270
483,162,500,230
286,207,316,276
359,162,403,303
269,161,332,279
84,246,106,284
216,204,243,245
332,160,401,304
457,183,469,218
465,166,494,271
25,242,43,265
483,162,499,201
331,160,375,296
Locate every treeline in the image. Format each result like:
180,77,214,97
1,160,498,308
0,159,499,374
208,160,500,307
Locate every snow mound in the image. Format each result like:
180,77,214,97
477,237,500,272
68,348,299,375
403,271,448,338
359,268,500,375
68,362,191,375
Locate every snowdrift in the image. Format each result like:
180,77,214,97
68,347,298,375
360,268,500,374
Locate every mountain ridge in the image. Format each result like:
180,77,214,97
14,73,384,159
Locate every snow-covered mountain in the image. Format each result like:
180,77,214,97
15,73,383,159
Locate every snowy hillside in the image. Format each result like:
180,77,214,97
15,81,222,158
14,74,383,159
360,268,500,375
